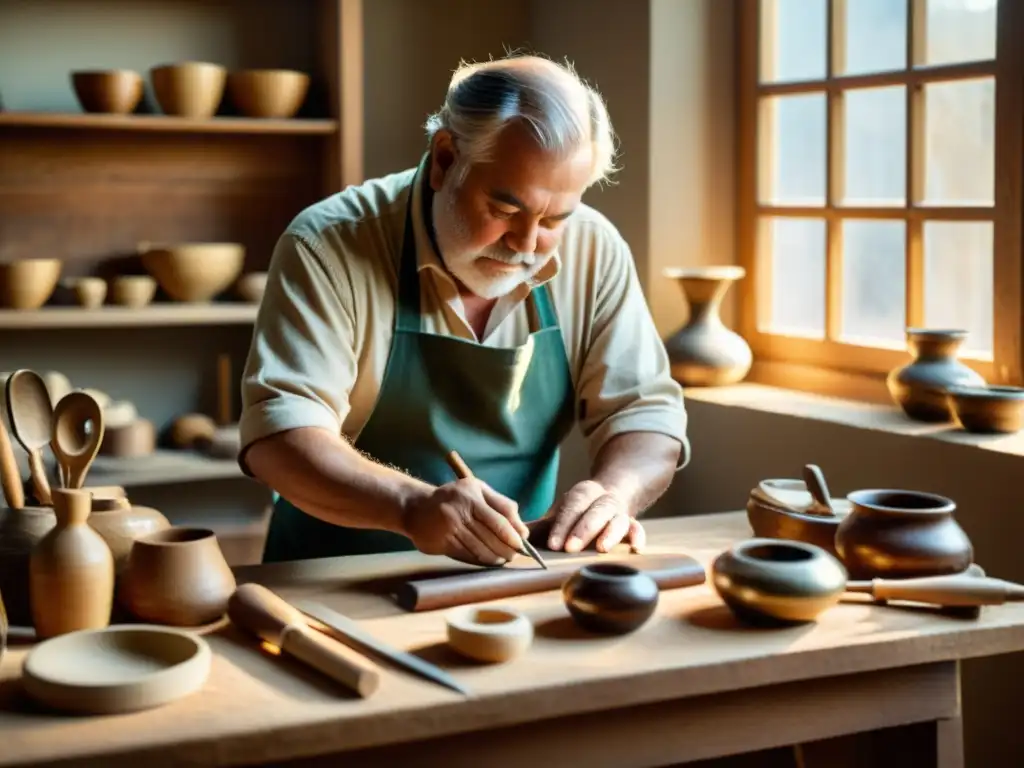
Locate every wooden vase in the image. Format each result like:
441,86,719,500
29,489,115,640
886,328,986,422
662,266,752,386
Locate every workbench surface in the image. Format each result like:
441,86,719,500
2,511,1023,767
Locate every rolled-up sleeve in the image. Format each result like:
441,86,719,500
237,231,357,474
574,230,691,471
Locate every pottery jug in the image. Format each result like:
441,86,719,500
662,266,752,386
835,489,973,580
30,488,115,639
119,527,236,626
886,328,986,422
562,563,659,634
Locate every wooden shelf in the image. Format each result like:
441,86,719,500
0,304,258,329
0,111,338,135
84,449,246,487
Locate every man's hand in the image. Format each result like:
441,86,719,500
543,480,646,554
401,478,529,566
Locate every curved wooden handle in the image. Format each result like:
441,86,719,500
395,554,706,612
0,417,23,509
27,449,51,506
848,574,1024,606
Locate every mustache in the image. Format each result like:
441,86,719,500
479,246,537,267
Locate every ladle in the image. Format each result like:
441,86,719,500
5,370,54,504
51,391,104,489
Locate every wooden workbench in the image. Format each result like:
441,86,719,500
2,510,1023,767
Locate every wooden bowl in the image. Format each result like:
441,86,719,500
712,539,848,626
71,69,143,114
22,624,211,714
139,242,244,302
948,384,1024,434
109,276,156,308
69,277,107,308
167,413,217,449
0,259,62,310
100,418,156,458
227,69,310,119
235,271,268,303
746,487,850,559
150,61,226,118
445,605,533,663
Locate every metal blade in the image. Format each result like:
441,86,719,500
296,599,472,696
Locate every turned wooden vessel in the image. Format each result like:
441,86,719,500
712,539,848,626
836,489,973,580
886,329,986,422
562,563,659,635
947,384,1024,434
445,606,534,663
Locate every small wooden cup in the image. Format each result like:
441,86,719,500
70,277,108,309
109,276,157,308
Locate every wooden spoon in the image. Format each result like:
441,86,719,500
5,370,53,504
0,414,24,509
801,464,836,517
51,392,105,489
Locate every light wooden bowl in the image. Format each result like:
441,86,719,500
139,242,245,303
21,624,211,714
100,418,156,458
0,259,62,310
109,275,156,308
69,277,108,308
150,61,226,118
71,69,143,115
227,69,310,119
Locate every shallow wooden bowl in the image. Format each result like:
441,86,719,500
22,624,211,714
948,385,1024,434
109,275,156,308
227,69,309,119
446,605,533,663
139,242,245,302
71,69,143,114
150,61,226,118
0,259,62,310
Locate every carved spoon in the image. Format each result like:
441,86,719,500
51,391,105,489
5,370,53,505
801,464,836,517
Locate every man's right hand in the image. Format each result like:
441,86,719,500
401,478,528,566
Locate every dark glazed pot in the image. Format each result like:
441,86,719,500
562,563,659,635
662,266,752,387
712,539,848,626
836,489,973,580
886,328,986,422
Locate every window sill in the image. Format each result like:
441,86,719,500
683,380,1024,459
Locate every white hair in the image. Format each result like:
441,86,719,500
424,53,620,188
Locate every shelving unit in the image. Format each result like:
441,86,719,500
0,112,338,135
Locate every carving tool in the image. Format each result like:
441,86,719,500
444,449,549,570
227,584,381,698
296,599,472,696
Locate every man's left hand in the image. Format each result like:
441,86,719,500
541,480,646,554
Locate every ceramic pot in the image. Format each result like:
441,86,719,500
562,563,659,634
947,385,1024,434
712,539,848,626
119,527,236,626
886,329,986,422
836,489,973,580
662,266,752,386
87,498,170,574
30,489,115,639
0,505,57,626
745,491,849,559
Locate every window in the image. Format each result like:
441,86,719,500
736,0,1023,386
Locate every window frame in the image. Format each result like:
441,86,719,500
735,0,1024,390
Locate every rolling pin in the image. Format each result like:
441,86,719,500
394,553,707,612
0,414,23,509
846,573,1024,607
227,583,381,698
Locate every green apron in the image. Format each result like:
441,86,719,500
261,166,576,563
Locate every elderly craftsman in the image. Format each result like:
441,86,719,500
238,54,690,566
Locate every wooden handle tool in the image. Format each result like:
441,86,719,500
0,413,24,509
227,583,381,698
445,449,548,570
846,573,1024,607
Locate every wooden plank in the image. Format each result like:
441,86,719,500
0,513,1023,768
0,112,336,135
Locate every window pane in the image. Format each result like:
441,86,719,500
924,221,993,356
922,78,994,206
841,0,907,75
762,217,826,337
921,0,998,67
759,0,827,82
842,86,906,205
761,94,827,205
840,220,906,345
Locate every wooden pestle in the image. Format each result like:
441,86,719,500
227,583,381,698
395,553,707,612
846,573,1024,607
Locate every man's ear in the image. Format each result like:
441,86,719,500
429,130,458,191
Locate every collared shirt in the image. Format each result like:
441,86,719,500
238,158,691,473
